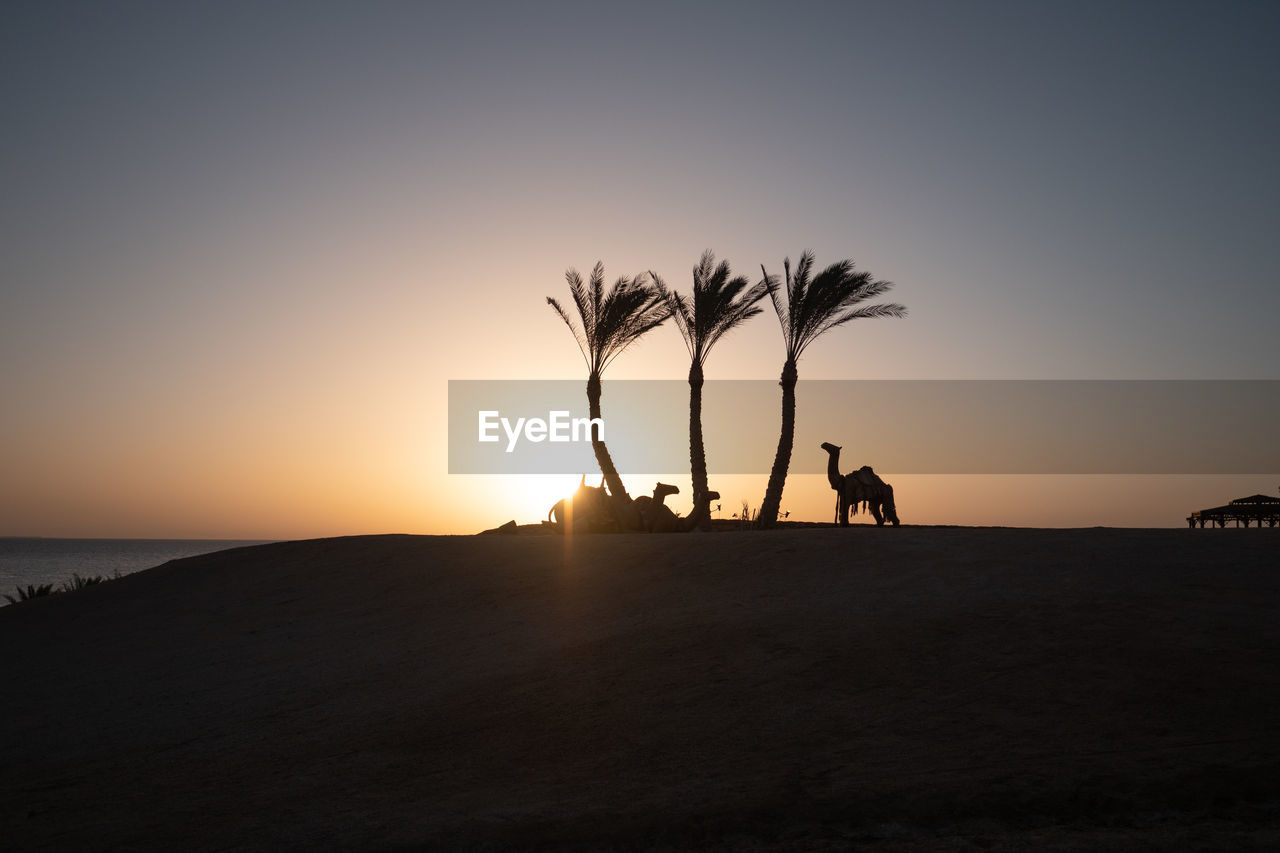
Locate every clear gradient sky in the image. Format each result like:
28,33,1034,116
3,1,1278,537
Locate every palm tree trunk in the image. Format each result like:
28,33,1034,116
756,358,797,528
687,361,710,531
586,372,629,500
586,372,638,529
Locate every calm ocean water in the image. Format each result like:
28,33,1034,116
0,538,272,596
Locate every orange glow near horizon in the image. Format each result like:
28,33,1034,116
4,349,1278,540
5,337,1277,538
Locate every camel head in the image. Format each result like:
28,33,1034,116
821,443,845,491
652,482,680,501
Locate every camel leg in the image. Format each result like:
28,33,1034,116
843,483,863,526
869,499,885,526
883,484,900,526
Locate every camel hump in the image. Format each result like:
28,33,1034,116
847,465,887,489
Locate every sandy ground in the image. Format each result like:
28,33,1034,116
2,527,1278,851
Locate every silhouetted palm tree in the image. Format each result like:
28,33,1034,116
756,251,906,528
659,250,768,528
548,262,670,517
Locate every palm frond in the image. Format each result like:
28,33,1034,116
551,262,671,376
546,297,590,367
765,251,906,360
588,261,605,339
846,302,908,321
565,267,593,344
763,263,788,344
666,252,769,367
809,302,908,349
788,251,816,342
598,284,671,371
703,287,765,356
851,277,894,302
665,280,698,361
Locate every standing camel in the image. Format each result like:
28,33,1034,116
820,442,900,527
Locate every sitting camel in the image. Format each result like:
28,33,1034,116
547,475,617,533
820,442,900,527
634,483,721,533
548,478,718,533
633,482,680,531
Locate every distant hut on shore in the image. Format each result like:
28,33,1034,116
1187,494,1280,528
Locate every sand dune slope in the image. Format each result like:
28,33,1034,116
2,528,1278,850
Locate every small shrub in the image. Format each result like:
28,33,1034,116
60,573,107,593
4,583,56,605
3,570,121,606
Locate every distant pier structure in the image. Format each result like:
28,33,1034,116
1187,494,1280,528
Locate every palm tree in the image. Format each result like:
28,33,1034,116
659,250,769,528
756,251,906,528
548,261,670,520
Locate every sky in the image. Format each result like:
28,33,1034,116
2,0,1278,537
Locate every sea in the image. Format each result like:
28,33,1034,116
0,538,273,597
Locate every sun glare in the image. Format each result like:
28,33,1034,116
506,474,584,523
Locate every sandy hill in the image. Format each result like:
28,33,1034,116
2,529,1278,850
